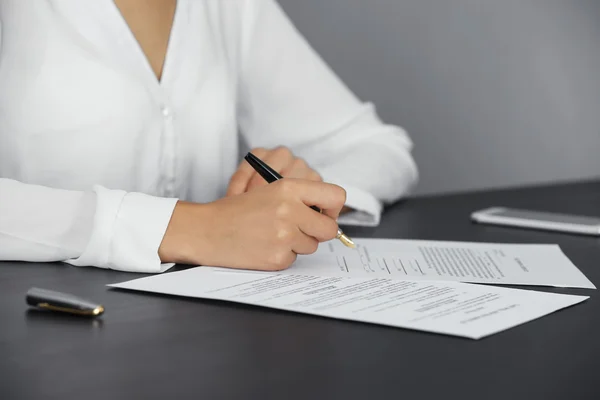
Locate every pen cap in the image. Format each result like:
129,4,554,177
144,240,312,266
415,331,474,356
26,287,104,316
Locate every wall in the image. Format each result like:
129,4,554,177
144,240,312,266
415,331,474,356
278,0,600,195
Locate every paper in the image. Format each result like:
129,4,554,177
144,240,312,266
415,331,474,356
279,238,595,289
109,268,588,340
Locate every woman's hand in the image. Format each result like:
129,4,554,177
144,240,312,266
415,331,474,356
226,147,322,196
158,179,346,271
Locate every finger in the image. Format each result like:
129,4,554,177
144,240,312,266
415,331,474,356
280,158,322,181
226,147,268,196
266,250,297,271
291,229,320,255
295,205,340,242
277,179,347,220
247,146,295,190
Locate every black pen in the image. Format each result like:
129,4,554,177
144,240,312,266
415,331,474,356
26,287,105,317
244,152,356,248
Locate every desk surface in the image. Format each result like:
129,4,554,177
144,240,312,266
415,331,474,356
2,180,600,400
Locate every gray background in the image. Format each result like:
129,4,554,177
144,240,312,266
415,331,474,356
278,0,600,195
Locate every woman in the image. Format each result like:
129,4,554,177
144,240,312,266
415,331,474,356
0,0,418,273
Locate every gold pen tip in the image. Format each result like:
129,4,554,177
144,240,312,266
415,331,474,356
337,232,356,248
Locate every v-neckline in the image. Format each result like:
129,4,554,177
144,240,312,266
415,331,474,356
107,0,184,88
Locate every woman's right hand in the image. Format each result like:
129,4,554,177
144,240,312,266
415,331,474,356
158,179,346,271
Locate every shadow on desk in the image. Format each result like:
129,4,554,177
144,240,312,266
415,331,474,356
25,309,105,329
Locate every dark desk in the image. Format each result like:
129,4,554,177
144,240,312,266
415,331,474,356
2,181,600,400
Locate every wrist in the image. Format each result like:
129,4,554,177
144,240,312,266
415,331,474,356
158,200,215,265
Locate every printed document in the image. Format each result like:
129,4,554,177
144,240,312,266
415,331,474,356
282,238,595,289
109,268,588,339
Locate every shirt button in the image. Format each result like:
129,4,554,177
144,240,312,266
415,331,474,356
161,106,171,118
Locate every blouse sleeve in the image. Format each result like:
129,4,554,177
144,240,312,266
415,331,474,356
0,178,177,272
236,0,418,226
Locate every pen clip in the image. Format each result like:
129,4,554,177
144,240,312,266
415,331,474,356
36,302,104,317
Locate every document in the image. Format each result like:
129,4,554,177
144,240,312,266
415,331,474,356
277,238,595,289
109,268,588,340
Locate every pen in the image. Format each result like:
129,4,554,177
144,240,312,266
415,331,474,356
244,152,356,248
26,287,105,317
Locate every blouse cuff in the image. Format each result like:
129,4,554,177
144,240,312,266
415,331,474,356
66,185,178,273
335,183,383,227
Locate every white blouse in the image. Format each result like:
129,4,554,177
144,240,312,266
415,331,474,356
0,0,418,273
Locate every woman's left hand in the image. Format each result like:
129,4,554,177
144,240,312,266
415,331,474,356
226,146,322,196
